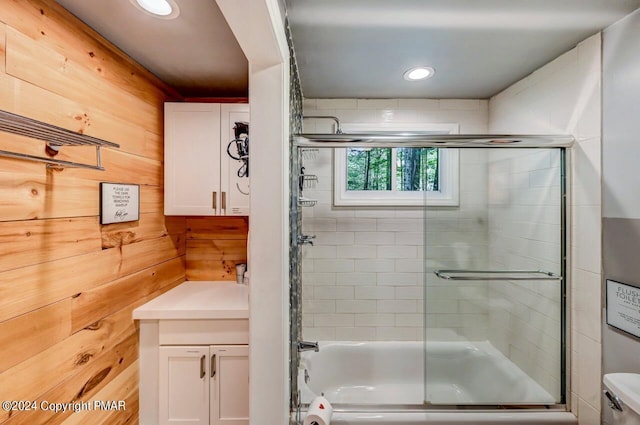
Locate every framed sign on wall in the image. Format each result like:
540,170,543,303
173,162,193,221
607,279,640,339
100,182,140,224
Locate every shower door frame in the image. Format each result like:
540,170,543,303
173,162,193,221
421,146,570,410
290,136,572,414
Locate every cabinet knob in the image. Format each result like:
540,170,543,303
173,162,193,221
211,354,216,378
222,192,227,211
212,192,217,211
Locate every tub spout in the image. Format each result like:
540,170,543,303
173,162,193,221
297,340,319,352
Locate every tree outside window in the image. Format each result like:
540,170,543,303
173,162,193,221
346,147,439,192
333,123,459,207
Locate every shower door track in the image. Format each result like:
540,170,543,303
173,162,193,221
293,133,574,148
298,403,570,412
300,403,567,412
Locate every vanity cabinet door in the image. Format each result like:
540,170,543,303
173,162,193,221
210,345,249,425
159,346,210,425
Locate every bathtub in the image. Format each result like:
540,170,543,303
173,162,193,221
297,341,576,425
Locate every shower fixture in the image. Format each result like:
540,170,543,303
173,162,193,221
297,234,316,246
297,340,319,353
302,115,342,134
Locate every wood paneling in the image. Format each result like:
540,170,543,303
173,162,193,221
0,216,102,271
0,172,168,222
0,171,99,221
0,300,71,374
6,27,161,132
101,212,169,249
61,362,140,425
140,185,163,214
0,1,185,424
185,216,249,281
4,333,139,425
0,135,161,186
186,216,248,240
71,258,185,332
0,235,183,322
0,24,6,73
0,281,182,424
165,215,187,255
3,74,161,160
60,149,162,186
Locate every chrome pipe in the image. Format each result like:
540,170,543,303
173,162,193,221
302,115,343,133
0,149,105,170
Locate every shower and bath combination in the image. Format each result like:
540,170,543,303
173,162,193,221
289,127,575,425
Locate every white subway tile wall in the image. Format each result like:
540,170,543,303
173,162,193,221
489,33,602,417
301,99,490,342
300,43,601,411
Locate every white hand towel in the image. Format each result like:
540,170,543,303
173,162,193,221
303,395,332,425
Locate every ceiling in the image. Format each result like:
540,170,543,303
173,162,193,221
55,0,248,98
55,0,640,99
287,0,640,98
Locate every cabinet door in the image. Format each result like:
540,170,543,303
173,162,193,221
165,103,222,215
220,104,250,216
210,345,249,425
159,346,210,425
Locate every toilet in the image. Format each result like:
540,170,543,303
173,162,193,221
604,373,640,425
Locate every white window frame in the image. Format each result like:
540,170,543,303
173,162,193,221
334,123,460,207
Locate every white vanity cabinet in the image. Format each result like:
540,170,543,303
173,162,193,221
164,103,250,216
133,282,249,425
159,345,249,425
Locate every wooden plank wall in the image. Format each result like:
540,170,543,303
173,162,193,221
185,216,249,281
0,1,187,424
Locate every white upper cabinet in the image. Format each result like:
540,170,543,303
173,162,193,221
220,104,250,216
164,102,250,216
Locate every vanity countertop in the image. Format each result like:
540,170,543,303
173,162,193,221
132,281,249,320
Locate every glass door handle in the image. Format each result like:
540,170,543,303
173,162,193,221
433,269,561,281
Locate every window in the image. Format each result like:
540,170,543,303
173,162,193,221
334,123,459,207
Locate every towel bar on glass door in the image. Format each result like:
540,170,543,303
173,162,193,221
433,269,561,281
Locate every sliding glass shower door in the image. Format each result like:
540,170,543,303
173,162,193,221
423,147,566,406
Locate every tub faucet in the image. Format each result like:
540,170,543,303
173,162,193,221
297,234,316,246
297,340,319,352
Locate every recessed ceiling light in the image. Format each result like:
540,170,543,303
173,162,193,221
403,67,435,81
131,0,180,19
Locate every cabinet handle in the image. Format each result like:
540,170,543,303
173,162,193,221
211,354,216,378
200,355,206,379
222,192,227,211
212,192,217,210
